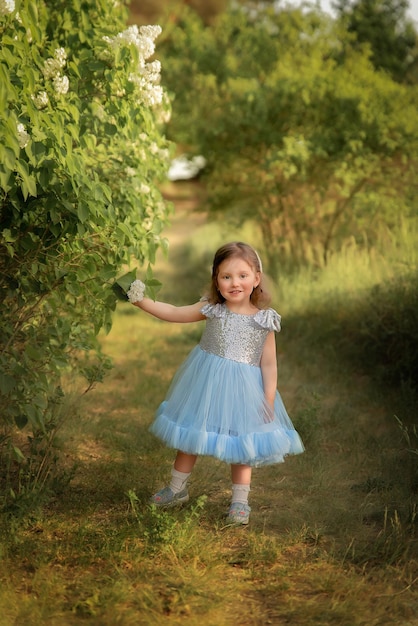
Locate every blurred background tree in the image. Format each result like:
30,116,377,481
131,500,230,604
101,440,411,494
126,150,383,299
333,0,418,83
153,3,418,274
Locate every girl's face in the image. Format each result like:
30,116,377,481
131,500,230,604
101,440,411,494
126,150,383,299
216,256,260,308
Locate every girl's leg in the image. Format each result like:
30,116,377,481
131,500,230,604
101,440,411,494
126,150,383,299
231,463,252,486
151,451,196,506
174,451,197,473
168,451,197,493
228,464,252,524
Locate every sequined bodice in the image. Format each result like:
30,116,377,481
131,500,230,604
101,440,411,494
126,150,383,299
199,303,281,367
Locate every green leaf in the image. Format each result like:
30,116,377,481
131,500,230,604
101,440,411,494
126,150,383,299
15,414,29,429
77,202,90,223
25,345,44,360
12,446,26,463
0,374,16,394
28,0,38,25
3,147,17,170
111,283,128,301
117,222,133,241
114,269,137,293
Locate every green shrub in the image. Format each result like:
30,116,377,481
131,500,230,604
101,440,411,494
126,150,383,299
0,0,171,510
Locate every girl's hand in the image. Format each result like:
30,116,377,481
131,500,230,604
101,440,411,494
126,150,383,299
127,279,146,303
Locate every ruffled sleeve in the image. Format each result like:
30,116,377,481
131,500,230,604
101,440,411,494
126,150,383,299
254,308,282,332
200,302,227,319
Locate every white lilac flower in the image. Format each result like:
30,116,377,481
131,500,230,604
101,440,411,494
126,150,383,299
139,25,162,41
142,60,161,82
104,24,163,108
17,123,29,148
143,85,163,107
0,0,15,15
31,91,49,109
107,24,162,60
54,47,67,68
53,74,69,95
43,48,67,79
125,167,137,177
157,107,172,125
158,147,170,160
43,57,61,79
127,279,145,303
140,183,150,194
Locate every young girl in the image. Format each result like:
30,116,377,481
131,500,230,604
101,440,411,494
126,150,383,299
127,242,304,524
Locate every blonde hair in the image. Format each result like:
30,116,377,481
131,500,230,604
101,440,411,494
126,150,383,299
207,242,271,308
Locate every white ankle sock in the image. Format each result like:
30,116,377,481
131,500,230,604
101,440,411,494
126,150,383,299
169,468,191,494
231,483,250,505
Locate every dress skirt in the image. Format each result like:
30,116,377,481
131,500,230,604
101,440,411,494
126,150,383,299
150,345,304,467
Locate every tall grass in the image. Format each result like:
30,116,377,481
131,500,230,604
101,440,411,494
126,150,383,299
277,220,418,399
276,218,418,315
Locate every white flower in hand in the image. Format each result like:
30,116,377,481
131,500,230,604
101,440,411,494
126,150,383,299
127,279,146,303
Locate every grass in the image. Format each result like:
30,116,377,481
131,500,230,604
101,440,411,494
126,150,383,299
1,198,418,625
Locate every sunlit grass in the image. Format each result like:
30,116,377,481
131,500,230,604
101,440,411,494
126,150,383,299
277,218,418,316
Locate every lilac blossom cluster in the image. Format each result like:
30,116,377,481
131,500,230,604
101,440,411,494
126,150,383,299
42,47,69,96
103,25,163,107
0,0,14,15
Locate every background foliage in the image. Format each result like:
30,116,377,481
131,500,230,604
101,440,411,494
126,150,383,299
157,2,418,273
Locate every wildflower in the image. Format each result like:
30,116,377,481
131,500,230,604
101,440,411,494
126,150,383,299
140,183,150,194
53,74,69,95
0,0,15,15
17,122,29,149
31,91,49,109
125,167,137,177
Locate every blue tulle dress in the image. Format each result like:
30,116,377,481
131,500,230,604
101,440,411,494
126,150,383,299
149,302,304,467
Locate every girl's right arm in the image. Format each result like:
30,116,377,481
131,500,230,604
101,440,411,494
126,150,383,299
133,298,206,323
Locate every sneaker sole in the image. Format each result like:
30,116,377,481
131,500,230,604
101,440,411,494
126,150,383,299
226,517,249,526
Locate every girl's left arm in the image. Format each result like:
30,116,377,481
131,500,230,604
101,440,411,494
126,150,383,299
260,332,278,410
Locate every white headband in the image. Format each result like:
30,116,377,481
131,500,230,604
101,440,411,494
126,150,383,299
254,249,263,273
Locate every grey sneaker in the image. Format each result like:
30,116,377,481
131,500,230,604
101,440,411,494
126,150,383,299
226,502,251,525
150,486,189,508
